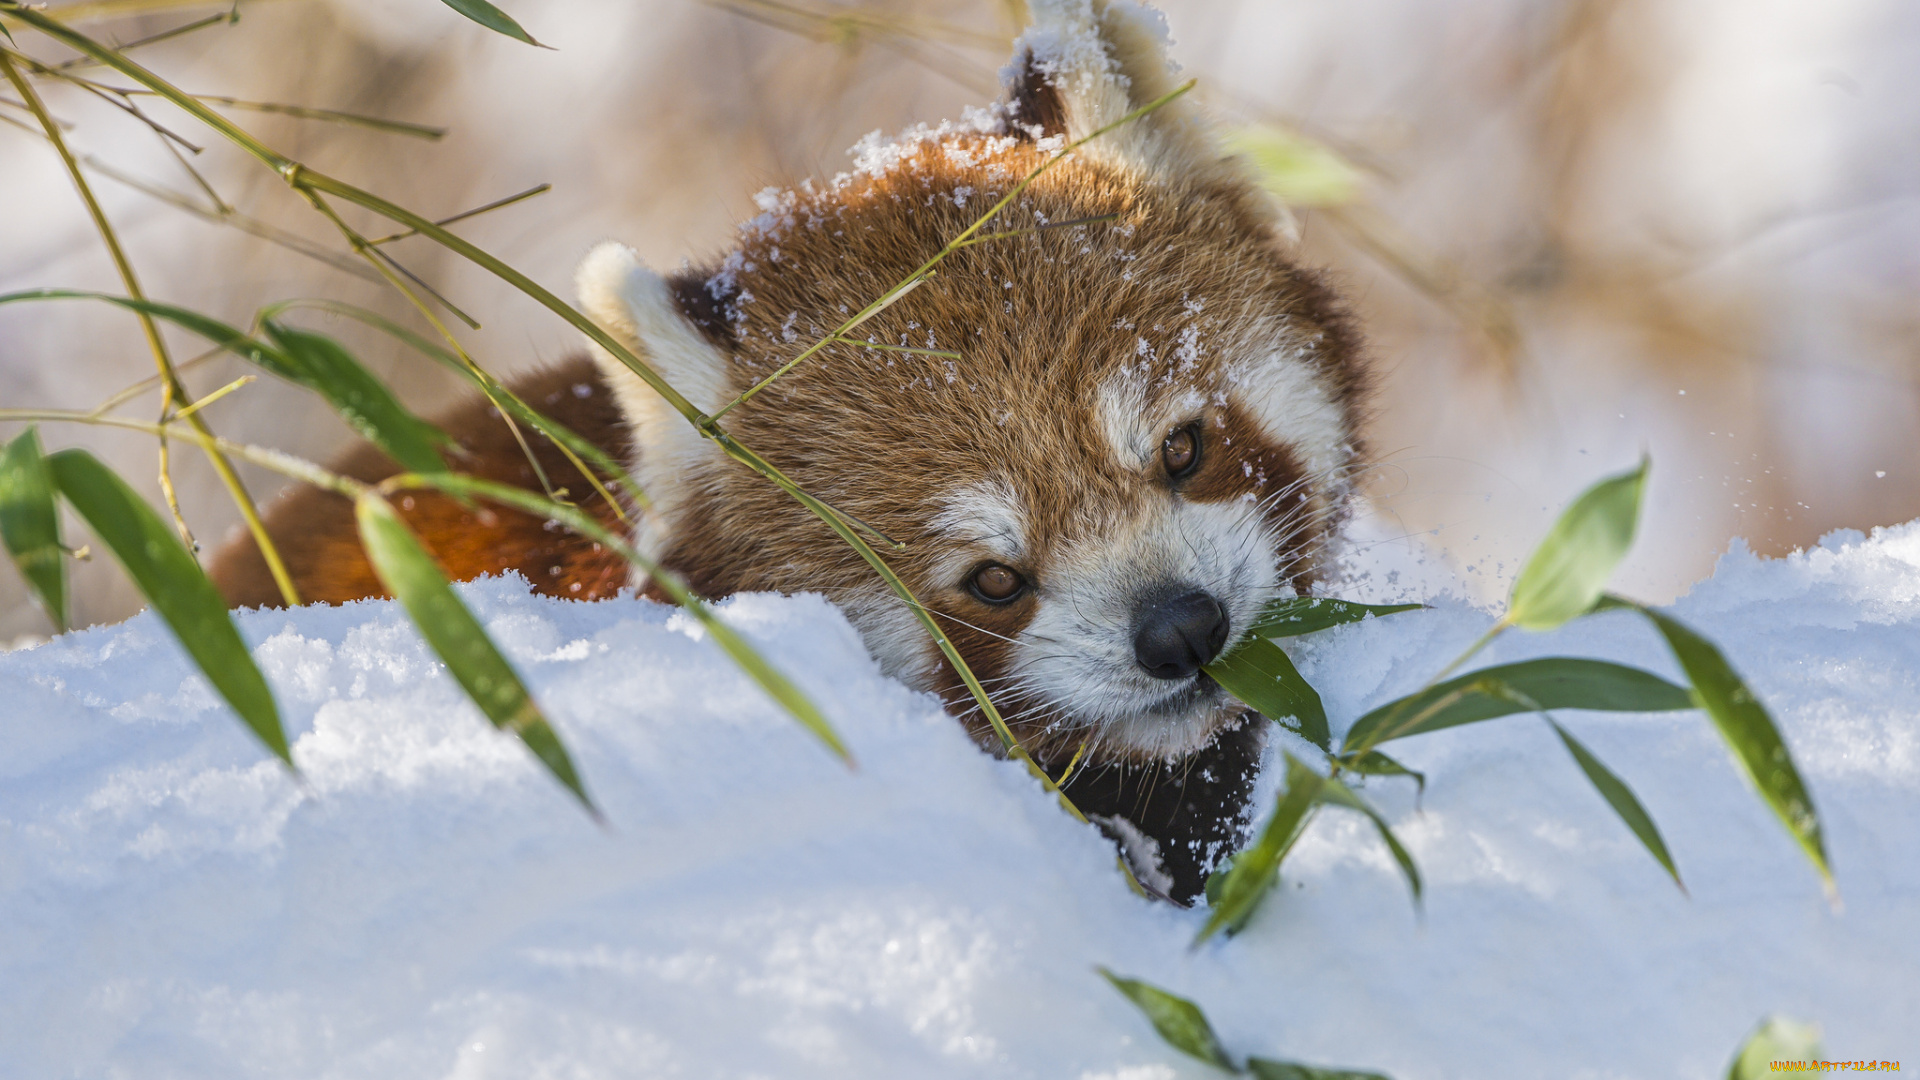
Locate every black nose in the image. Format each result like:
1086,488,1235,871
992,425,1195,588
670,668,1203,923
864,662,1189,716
1133,590,1230,680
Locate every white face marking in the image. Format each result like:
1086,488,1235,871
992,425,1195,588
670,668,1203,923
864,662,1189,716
928,479,1027,565
1095,370,1153,470
1224,322,1353,498
1096,367,1211,474
1008,497,1286,761
925,479,1031,615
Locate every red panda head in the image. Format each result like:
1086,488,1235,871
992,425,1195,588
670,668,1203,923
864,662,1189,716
577,0,1366,765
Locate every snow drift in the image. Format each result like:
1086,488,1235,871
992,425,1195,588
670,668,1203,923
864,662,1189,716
2,523,1917,1078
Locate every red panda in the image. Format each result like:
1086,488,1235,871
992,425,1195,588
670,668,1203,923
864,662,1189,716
210,0,1367,903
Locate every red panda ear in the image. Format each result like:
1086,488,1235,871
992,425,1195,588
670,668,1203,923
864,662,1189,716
1004,0,1222,181
574,241,733,418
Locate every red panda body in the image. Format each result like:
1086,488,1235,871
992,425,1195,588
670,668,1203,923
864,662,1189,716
212,360,636,608
211,0,1368,903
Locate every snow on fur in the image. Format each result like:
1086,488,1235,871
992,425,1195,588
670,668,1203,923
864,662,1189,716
2,523,1917,1077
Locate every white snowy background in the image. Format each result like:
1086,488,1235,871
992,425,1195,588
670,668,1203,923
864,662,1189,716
2,520,1915,1078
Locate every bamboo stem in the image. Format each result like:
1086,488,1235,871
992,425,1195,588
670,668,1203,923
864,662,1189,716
0,47,302,606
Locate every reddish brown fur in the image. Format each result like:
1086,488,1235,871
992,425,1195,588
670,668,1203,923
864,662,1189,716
640,139,1365,755
211,361,635,609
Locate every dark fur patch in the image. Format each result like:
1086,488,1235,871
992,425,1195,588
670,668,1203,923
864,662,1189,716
1004,50,1066,141
1056,713,1265,905
1186,402,1320,593
667,268,739,350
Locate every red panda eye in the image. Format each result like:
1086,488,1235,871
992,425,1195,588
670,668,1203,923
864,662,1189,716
1162,423,1201,480
968,563,1026,603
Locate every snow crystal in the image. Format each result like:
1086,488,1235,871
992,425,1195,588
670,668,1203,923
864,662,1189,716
2,522,1918,1077
841,109,1011,187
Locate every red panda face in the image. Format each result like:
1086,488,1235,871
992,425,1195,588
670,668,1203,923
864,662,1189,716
576,0,1367,766
883,196,1362,762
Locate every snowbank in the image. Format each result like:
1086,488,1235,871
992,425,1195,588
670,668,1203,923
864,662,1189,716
2,523,1917,1078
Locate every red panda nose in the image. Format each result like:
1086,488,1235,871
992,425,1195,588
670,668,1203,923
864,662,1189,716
1133,590,1230,680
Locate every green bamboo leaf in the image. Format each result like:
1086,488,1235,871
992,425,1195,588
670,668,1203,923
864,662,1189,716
1315,772,1422,907
1196,753,1325,945
1546,717,1684,891
1223,124,1366,209
1507,457,1648,630
1343,657,1693,751
1248,597,1423,639
388,472,851,764
1247,1059,1394,1080
0,428,67,630
0,296,451,476
1202,853,1237,909
1335,749,1426,803
260,320,451,474
255,299,651,512
0,289,289,371
45,449,289,765
1207,636,1330,750
354,494,595,813
1620,598,1833,893
1726,1016,1823,1080
1096,969,1237,1071
438,0,547,46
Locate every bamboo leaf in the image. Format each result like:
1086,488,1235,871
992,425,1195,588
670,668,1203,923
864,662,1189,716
1096,969,1237,1071
1196,753,1325,945
437,0,546,46
1546,718,1684,891
1207,636,1330,750
0,294,451,476
1223,124,1366,209
1202,853,1237,909
1314,772,1422,907
0,428,67,630
354,494,594,813
45,449,289,765
1247,1059,1394,1080
1335,749,1425,803
388,472,851,764
1619,598,1833,893
1248,597,1424,639
257,299,648,511
1726,1016,1823,1080
1343,657,1693,751
1507,457,1648,630
0,289,289,371
260,320,451,474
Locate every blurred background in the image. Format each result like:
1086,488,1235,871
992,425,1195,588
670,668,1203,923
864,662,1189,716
4,0,1917,642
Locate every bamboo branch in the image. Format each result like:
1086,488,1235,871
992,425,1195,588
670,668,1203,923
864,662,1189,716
0,46,301,605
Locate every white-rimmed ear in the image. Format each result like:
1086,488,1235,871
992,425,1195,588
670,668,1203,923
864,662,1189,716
575,241,732,569
574,240,732,419
1005,0,1220,178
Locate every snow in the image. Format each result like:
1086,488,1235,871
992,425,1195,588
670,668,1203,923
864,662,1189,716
2,523,1918,1078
